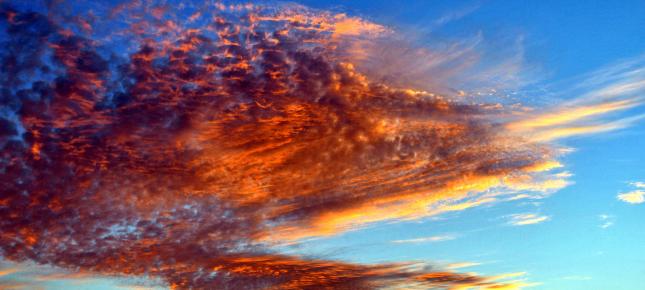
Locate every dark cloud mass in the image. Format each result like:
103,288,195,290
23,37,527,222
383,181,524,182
0,1,556,289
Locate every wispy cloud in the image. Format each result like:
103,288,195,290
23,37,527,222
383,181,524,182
482,271,543,289
432,3,481,27
0,260,165,290
447,262,482,270
0,268,19,278
599,214,615,229
630,181,645,188
0,281,33,290
392,235,457,244
507,214,550,226
506,55,645,142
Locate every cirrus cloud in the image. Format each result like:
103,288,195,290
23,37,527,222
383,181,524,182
507,214,550,226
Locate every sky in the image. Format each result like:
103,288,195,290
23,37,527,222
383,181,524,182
0,0,643,289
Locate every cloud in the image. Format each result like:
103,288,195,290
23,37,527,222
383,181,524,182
0,281,33,290
599,214,615,229
618,190,645,204
0,1,543,288
505,55,645,142
630,181,645,188
506,100,643,142
446,262,482,270
617,182,645,204
0,1,639,289
0,267,19,277
478,271,542,290
0,260,166,290
392,235,457,244
433,3,481,27
507,214,550,226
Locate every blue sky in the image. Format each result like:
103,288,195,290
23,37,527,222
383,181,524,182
1,0,643,289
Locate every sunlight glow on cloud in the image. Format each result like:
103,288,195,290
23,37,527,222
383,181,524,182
0,261,165,290
507,99,638,131
506,55,645,142
617,190,645,204
446,262,482,270
618,182,645,204
0,0,642,289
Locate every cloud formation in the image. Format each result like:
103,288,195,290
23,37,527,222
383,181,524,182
0,1,641,289
0,260,164,290
392,235,456,244
507,214,550,226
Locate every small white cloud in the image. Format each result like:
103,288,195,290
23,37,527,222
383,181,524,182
507,213,550,226
392,235,456,244
617,190,645,204
598,214,615,229
629,181,645,188
508,194,530,200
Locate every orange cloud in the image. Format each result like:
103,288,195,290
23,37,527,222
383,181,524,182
0,268,19,277
507,99,638,131
1,1,636,289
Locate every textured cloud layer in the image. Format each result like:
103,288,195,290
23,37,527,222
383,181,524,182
0,1,638,289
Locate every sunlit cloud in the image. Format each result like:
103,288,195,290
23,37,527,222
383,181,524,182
617,182,645,204
0,0,641,289
506,55,645,142
507,99,639,131
0,260,165,290
0,267,19,277
446,262,482,270
470,271,543,290
0,1,552,288
618,190,645,204
507,214,550,226
0,281,31,290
